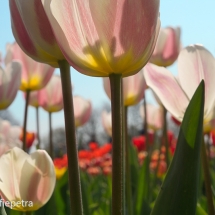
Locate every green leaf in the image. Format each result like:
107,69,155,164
135,155,151,215
196,203,207,215
0,205,7,215
151,80,205,215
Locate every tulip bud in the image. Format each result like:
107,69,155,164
39,75,63,113
0,62,21,110
73,96,92,127
103,70,147,106
150,27,181,67
101,111,112,137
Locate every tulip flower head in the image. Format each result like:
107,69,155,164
150,27,181,67
144,45,215,124
0,62,21,110
73,96,92,127
0,119,22,149
0,147,56,211
101,111,112,137
103,70,147,106
39,75,63,112
42,0,160,77
24,91,40,108
5,43,54,91
139,103,163,130
9,0,65,67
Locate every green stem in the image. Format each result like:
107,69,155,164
49,112,53,159
143,92,150,200
58,60,83,215
25,212,32,215
22,90,30,152
124,106,133,215
162,106,170,167
109,74,125,215
36,107,41,149
201,138,215,215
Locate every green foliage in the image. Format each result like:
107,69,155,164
150,81,205,215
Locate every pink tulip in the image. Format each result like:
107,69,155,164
9,0,64,67
24,91,40,108
42,0,160,77
73,96,92,127
0,147,56,211
39,75,63,113
150,27,181,67
5,43,55,91
101,111,112,137
144,44,215,123
0,119,22,151
103,70,147,106
0,62,21,109
139,104,163,130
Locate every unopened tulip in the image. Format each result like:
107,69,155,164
103,71,147,106
73,96,91,127
150,27,181,67
24,91,40,108
101,111,112,137
42,0,160,77
39,75,63,112
0,119,22,156
139,104,163,130
9,0,64,67
5,43,54,91
144,45,215,123
0,62,21,109
0,147,56,211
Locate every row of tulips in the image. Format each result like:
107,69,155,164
0,0,213,214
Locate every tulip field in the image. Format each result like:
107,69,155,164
0,0,215,215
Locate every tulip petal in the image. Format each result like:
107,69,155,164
178,45,215,121
0,148,55,211
144,63,189,121
43,0,160,77
9,0,63,67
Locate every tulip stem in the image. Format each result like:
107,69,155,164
143,94,150,200
36,107,41,149
124,106,133,215
22,90,30,152
49,112,53,159
109,74,125,215
162,107,170,167
58,60,83,215
201,137,215,215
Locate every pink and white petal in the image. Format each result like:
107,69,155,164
19,150,55,205
90,0,159,60
0,148,29,201
103,78,111,100
5,61,21,103
42,0,110,76
178,45,215,117
144,63,189,121
15,0,63,62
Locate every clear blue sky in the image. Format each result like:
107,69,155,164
0,1,215,137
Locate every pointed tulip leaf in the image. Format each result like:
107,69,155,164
0,205,7,215
151,80,205,215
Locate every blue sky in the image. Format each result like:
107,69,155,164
0,1,215,137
